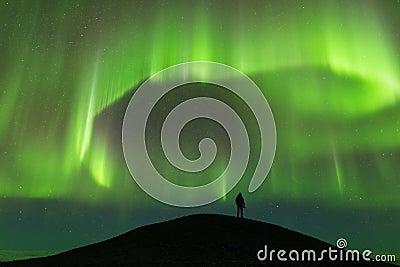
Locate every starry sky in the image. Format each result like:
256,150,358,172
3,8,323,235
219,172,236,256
0,0,399,261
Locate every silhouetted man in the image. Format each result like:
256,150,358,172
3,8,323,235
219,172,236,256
235,192,245,218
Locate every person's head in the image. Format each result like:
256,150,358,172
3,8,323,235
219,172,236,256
238,192,242,196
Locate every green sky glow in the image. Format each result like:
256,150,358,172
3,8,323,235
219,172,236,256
0,0,399,209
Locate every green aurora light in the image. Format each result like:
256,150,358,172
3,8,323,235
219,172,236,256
0,0,399,208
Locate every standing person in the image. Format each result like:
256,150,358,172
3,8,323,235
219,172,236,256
235,192,245,218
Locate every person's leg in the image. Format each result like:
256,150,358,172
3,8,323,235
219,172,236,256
240,207,243,218
237,206,239,218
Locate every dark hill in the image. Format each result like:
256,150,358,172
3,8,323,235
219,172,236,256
2,214,395,266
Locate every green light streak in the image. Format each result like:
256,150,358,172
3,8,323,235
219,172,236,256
331,143,343,195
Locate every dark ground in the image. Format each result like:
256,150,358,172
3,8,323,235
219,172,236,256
1,214,396,266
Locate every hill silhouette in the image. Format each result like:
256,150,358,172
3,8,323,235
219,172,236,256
2,214,395,266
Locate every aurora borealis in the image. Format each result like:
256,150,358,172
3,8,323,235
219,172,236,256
0,0,399,262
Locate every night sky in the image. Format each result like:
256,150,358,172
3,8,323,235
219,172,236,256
0,0,399,261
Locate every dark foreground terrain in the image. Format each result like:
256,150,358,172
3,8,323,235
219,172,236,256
1,214,395,266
